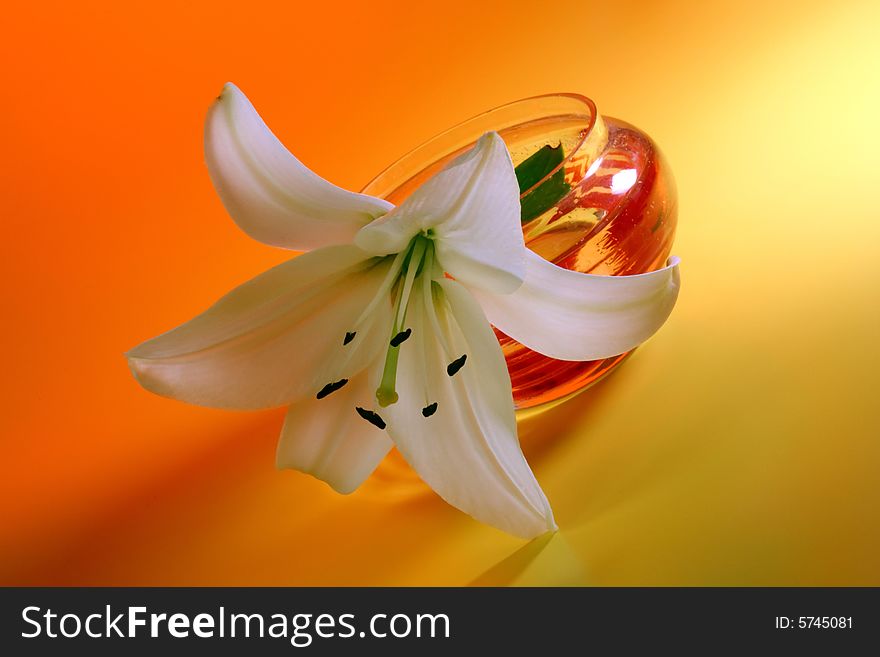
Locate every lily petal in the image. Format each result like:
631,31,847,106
474,251,681,361
355,132,525,293
383,278,556,539
276,364,392,494
127,245,392,409
205,83,393,250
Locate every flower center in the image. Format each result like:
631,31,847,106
317,231,469,429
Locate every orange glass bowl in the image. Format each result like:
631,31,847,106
362,94,677,410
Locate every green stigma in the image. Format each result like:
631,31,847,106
375,235,434,407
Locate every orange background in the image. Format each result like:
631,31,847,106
2,0,878,585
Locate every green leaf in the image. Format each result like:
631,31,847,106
514,143,571,223
515,143,564,190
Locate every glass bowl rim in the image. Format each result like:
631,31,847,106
362,92,599,200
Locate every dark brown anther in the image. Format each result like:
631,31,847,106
390,328,412,347
355,407,386,429
446,354,467,377
316,379,348,399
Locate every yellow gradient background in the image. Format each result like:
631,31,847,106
1,0,878,585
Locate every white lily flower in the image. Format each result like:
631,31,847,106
127,83,681,539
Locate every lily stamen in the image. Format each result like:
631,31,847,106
394,237,427,329
390,328,411,347
316,378,348,399
446,354,467,377
355,407,386,430
421,249,454,362
349,248,408,332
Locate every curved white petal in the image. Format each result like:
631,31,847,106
127,245,392,409
355,132,525,293
205,83,393,250
382,278,555,539
474,251,681,361
276,364,392,494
